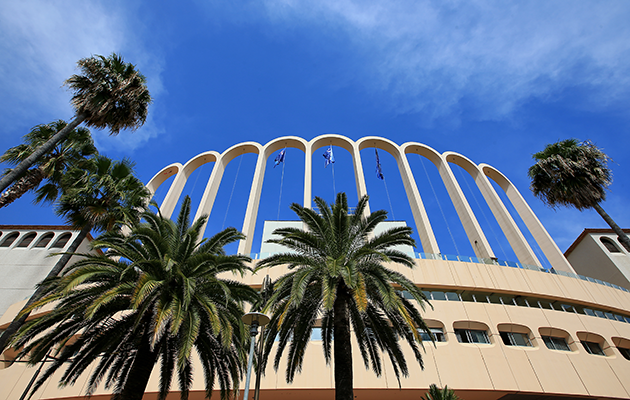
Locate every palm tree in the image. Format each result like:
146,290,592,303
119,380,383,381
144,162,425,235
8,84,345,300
0,155,150,353
11,196,258,400
0,53,151,195
422,384,460,400
0,120,97,208
256,193,432,400
528,139,630,251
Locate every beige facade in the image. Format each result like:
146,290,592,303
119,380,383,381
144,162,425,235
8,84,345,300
1,135,630,399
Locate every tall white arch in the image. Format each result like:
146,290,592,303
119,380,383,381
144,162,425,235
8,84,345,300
480,164,575,273
357,137,439,254
445,153,540,267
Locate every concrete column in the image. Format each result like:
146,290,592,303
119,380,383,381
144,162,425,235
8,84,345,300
446,153,540,266
350,142,370,216
304,142,312,209
480,165,576,273
237,144,265,255
437,153,495,259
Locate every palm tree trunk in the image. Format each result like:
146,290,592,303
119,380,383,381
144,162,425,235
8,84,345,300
0,167,45,209
0,224,92,354
115,324,158,400
593,203,630,251
333,284,353,400
0,113,86,195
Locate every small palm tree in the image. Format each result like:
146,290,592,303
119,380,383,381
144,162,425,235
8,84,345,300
256,193,431,400
422,384,460,400
528,139,630,251
0,120,97,208
0,155,150,353
12,196,258,400
0,53,151,195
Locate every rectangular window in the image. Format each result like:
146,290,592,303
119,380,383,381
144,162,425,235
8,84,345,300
542,336,571,351
455,329,489,344
581,341,605,356
420,328,445,342
500,332,532,347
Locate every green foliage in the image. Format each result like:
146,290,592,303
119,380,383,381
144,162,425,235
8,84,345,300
56,155,149,233
0,120,96,205
65,53,152,134
528,139,611,211
12,196,258,400
422,384,460,400
256,193,431,393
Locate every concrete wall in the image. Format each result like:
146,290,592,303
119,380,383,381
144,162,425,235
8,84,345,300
568,232,630,290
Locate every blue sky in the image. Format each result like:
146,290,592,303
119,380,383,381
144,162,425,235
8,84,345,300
1,0,629,261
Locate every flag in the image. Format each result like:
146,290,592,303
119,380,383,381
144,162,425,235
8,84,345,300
274,148,286,168
375,148,384,180
323,145,335,168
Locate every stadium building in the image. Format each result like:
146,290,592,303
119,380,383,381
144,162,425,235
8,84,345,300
1,134,629,400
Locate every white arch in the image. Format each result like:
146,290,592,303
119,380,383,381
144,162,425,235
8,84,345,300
480,164,575,273
236,137,309,255
402,143,494,259
309,134,369,215
445,153,540,266
357,137,439,254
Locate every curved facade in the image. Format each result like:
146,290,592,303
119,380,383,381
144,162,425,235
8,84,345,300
2,134,630,400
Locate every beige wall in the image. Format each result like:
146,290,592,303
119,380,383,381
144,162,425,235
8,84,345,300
2,258,630,400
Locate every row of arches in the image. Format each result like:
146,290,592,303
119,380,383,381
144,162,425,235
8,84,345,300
146,134,573,272
0,230,72,250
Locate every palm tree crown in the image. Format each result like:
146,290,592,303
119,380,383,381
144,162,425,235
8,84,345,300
422,384,460,400
256,193,431,400
528,139,630,251
528,139,611,211
66,53,152,134
0,53,151,195
0,120,97,208
12,196,258,400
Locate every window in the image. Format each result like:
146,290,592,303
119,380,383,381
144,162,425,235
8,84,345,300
500,332,532,347
600,237,621,253
420,328,445,342
542,336,571,351
34,233,54,248
581,341,605,356
455,329,489,344
618,347,630,360
0,232,19,247
51,233,72,249
16,232,36,248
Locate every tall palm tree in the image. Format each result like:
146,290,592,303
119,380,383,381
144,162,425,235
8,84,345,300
422,384,460,400
0,53,151,195
11,196,258,400
0,155,150,353
528,139,630,251
0,120,97,208
256,193,431,400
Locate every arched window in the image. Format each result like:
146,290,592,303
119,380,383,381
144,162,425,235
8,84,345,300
600,237,621,253
16,232,37,248
0,232,19,247
50,233,72,249
34,232,55,248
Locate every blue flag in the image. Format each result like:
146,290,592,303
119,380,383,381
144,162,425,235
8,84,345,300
274,148,286,168
323,145,335,168
375,149,384,180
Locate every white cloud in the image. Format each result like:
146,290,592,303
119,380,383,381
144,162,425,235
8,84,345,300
0,0,164,152
258,0,630,121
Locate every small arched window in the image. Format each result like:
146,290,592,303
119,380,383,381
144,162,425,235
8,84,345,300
34,232,55,248
50,233,72,249
600,237,621,253
0,232,19,247
16,232,37,248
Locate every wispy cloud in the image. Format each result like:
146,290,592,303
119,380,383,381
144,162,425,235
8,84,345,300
257,0,630,121
0,0,164,152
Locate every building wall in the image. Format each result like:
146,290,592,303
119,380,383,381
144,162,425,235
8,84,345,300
2,258,630,400
567,232,630,290
0,226,93,317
